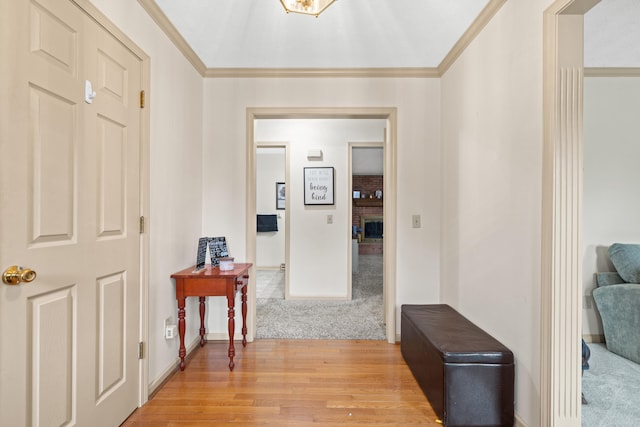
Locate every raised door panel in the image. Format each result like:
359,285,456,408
29,288,75,426
28,85,77,245
98,49,128,106
97,116,126,238
29,0,78,76
96,272,126,400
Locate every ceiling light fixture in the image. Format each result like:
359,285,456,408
279,0,336,17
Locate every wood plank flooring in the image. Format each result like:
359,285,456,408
122,340,439,426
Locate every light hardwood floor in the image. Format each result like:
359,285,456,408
122,340,439,426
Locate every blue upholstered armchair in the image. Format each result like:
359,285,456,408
593,243,640,364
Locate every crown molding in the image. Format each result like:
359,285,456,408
437,0,508,75
585,67,640,77
204,67,439,78
137,0,207,76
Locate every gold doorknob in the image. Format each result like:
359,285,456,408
2,265,37,285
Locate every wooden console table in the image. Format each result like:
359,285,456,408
170,263,252,371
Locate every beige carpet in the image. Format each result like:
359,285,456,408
256,255,385,340
582,343,640,426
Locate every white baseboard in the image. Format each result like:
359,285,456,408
514,414,528,427
148,336,201,395
583,334,604,343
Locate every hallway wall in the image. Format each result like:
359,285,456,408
202,78,442,331
440,1,550,425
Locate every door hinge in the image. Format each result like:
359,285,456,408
138,342,144,359
139,216,145,234
139,90,145,108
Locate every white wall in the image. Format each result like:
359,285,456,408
202,77,442,329
583,76,640,336
88,0,204,385
353,147,384,175
440,1,550,425
256,119,385,298
256,148,285,268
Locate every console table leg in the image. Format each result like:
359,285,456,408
199,296,206,347
241,276,248,347
227,286,236,371
178,297,186,371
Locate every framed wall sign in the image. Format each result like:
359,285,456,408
276,182,285,210
304,167,334,205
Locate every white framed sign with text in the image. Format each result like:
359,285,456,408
304,167,334,205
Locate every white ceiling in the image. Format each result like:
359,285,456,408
585,0,640,67
152,0,640,70
154,0,490,69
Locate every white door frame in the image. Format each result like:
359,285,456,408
246,108,398,344
72,0,151,406
541,0,600,425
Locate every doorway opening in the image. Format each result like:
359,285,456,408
255,144,289,307
246,108,397,343
253,120,386,339
350,144,384,313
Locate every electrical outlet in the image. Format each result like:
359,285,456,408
164,317,176,339
165,325,177,339
327,214,333,224
412,214,421,228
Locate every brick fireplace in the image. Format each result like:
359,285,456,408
352,175,383,254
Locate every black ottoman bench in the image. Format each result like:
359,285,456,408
401,304,514,427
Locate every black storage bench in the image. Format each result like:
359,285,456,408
401,304,514,427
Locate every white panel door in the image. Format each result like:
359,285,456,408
0,0,142,425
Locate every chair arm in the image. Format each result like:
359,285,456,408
593,283,640,364
595,272,625,287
